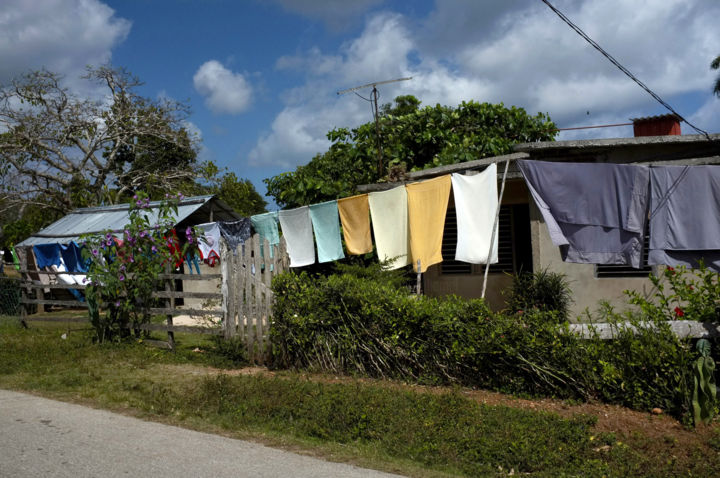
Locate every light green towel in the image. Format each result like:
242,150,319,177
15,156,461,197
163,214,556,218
309,201,345,263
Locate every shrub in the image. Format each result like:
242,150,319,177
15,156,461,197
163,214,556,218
506,268,573,321
83,192,195,342
271,268,697,418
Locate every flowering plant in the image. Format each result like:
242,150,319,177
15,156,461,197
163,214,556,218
626,263,720,323
83,192,197,342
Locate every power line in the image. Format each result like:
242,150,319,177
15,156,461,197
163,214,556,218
540,0,710,139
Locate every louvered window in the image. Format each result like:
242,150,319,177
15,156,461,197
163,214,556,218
441,204,531,275
595,229,652,277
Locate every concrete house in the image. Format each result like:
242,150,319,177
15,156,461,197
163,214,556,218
359,116,720,318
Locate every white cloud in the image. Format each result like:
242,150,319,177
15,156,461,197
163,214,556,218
250,1,720,168
193,60,253,115
0,0,130,85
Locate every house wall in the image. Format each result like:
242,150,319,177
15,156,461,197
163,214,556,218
182,261,222,309
528,201,656,321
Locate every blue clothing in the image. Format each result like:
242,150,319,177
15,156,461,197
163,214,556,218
518,160,650,268
649,165,720,271
309,201,345,263
33,244,62,269
60,242,89,273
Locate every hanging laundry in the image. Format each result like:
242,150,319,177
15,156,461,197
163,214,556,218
278,206,315,267
218,218,252,255
185,253,201,274
10,246,20,271
28,248,51,292
451,164,499,264
251,212,280,259
337,194,373,255
163,229,185,268
196,222,221,267
309,201,345,263
518,160,649,268
33,244,62,269
649,165,720,271
406,175,452,273
368,185,410,270
60,242,88,273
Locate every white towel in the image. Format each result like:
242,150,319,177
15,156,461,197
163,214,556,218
278,206,316,267
196,222,222,264
451,164,499,264
368,185,410,270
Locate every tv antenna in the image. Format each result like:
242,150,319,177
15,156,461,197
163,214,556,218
337,77,412,176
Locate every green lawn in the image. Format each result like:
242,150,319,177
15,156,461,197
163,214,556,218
1,316,718,477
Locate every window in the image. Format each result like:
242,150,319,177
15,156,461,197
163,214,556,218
595,231,652,277
441,204,532,275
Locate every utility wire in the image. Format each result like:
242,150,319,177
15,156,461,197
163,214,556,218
540,0,711,139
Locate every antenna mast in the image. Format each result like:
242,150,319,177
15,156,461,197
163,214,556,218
338,77,412,177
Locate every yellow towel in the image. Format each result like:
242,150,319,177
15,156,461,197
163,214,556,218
406,175,452,272
368,186,410,270
337,194,373,255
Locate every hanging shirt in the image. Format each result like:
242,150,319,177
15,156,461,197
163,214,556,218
451,164,499,264
196,222,221,266
33,244,62,269
218,218,252,255
309,201,345,263
368,185,410,270
649,165,720,271
278,206,316,267
518,160,650,268
251,212,280,259
406,175,452,273
337,194,373,255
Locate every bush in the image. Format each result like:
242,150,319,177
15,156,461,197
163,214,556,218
506,268,573,321
271,268,696,418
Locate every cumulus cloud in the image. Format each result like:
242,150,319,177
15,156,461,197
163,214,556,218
0,0,130,85
249,1,720,168
193,60,253,115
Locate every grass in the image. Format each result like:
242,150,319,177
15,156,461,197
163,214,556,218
1,316,719,477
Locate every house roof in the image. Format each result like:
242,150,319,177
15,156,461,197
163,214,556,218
17,195,240,247
356,133,720,193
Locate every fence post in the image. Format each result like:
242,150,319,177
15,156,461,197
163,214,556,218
221,239,236,339
19,251,28,329
164,263,175,350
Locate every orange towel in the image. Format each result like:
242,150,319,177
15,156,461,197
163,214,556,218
337,194,373,255
406,175,451,272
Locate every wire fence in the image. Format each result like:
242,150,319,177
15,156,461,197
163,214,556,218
0,277,21,316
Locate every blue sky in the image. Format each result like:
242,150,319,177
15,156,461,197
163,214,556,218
2,0,719,204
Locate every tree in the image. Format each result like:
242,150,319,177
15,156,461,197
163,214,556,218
0,66,267,245
264,97,556,208
712,55,720,98
0,66,198,216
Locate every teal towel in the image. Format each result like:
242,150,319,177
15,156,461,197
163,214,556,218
309,201,345,263
251,212,279,259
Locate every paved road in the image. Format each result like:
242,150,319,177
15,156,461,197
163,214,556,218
0,389,403,477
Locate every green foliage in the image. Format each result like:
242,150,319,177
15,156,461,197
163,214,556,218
712,55,720,98
271,269,696,418
209,335,248,366
692,339,717,425
625,264,720,322
265,97,556,208
83,192,193,342
506,269,573,321
208,172,267,216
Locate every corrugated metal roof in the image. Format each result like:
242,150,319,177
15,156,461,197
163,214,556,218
17,195,239,246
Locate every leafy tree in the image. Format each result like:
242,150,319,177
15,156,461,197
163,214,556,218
264,97,555,208
712,55,720,98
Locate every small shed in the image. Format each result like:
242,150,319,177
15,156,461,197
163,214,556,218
16,195,240,310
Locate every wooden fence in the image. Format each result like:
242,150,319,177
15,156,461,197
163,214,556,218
17,235,288,362
221,234,288,364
